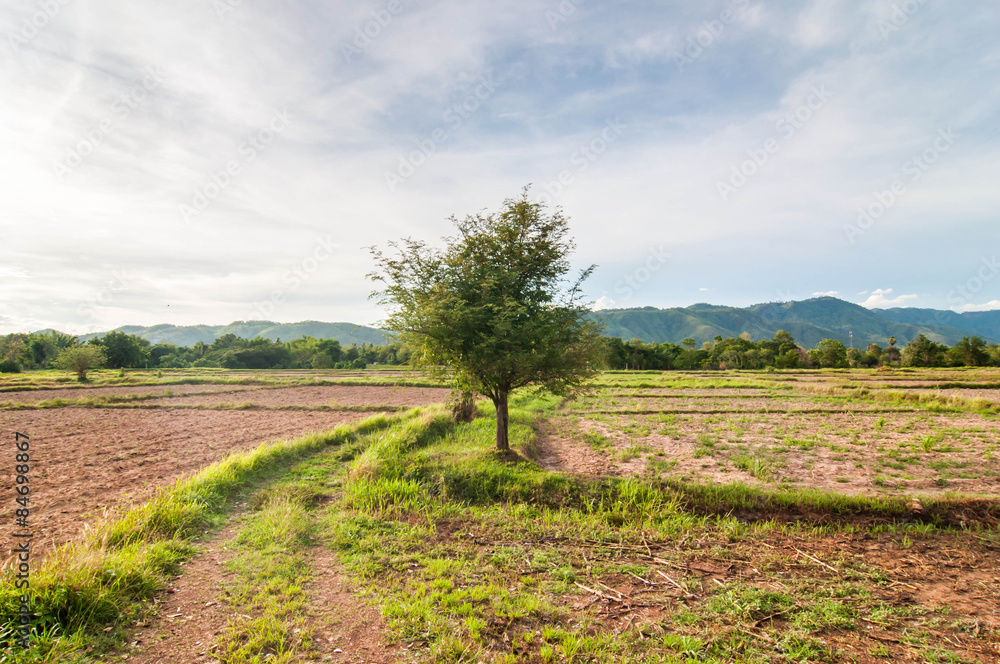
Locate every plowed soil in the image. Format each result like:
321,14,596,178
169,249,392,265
0,383,251,404
0,384,451,563
146,384,451,408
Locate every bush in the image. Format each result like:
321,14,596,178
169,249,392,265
53,345,106,381
0,359,21,373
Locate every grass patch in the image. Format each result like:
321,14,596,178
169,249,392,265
0,411,408,661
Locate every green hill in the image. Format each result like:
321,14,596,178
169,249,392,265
594,297,996,347
80,321,391,347
72,298,999,350
873,307,1000,341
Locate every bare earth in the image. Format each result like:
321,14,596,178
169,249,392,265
0,409,370,562
0,384,451,562
126,520,402,664
146,384,452,408
0,383,252,404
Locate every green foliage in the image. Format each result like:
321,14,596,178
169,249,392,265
88,330,151,369
901,334,950,367
370,189,604,449
949,336,989,366
816,338,848,368
53,345,106,380
0,358,21,373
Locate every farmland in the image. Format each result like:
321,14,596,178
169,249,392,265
1,367,998,663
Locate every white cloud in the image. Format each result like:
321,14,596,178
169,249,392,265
955,300,1000,313
699,287,710,292
813,291,839,297
592,296,616,311
858,288,918,309
2,2,999,333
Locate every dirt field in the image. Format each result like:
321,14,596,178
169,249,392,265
0,382,451,562
145,384,451,408
544,370,1000,499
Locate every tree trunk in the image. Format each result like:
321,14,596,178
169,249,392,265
452,391,476,423
494,392,510,451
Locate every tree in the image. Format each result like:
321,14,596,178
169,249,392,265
90,331,151,369
901,334,947,367
884,336,901,365
675,338,697,370
369,190,604,451
54,345,106,381
950,336,989,367
816,339,848,368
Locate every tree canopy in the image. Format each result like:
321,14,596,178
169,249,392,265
369,190,604,450
53,345,106,381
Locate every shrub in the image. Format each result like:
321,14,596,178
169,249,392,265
0,359,21,373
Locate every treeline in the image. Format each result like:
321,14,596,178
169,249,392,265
2,329,999,375
0,331,412,373
606,331,1000,370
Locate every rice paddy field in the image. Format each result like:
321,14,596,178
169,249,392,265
1,366,997,663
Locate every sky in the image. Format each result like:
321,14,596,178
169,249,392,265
1,0,998,335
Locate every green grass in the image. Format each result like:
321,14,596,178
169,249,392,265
215,485,319,663
0,411,409,662
291,390,996,662
4,369,998,663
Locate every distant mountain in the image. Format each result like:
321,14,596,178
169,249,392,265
71,298,1000,350
873,307,1000,341
80,321,391,347
594,297,998,347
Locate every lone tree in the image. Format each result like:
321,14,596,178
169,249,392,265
54,345,106,381
369,190,604,451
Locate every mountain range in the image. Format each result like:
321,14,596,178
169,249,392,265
79,321,390,347
594,297,999,348
75,298,999,349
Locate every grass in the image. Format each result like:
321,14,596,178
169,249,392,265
0,410,409,662
4,368,999,662
0,367,447,395
307,394,997,662
215,485,319,663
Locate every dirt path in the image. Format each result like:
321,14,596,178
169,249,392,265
127,520,244,664
533,420,616,477
125,518,401,663
304,546,403,664
0,409,375,562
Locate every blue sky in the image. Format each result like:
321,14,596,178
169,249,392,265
1,0,998,334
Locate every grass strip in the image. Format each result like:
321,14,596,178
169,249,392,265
800,384,1000,416
311,394,997,663
1,400,410,413
0,410,414,662
213,485,320,663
